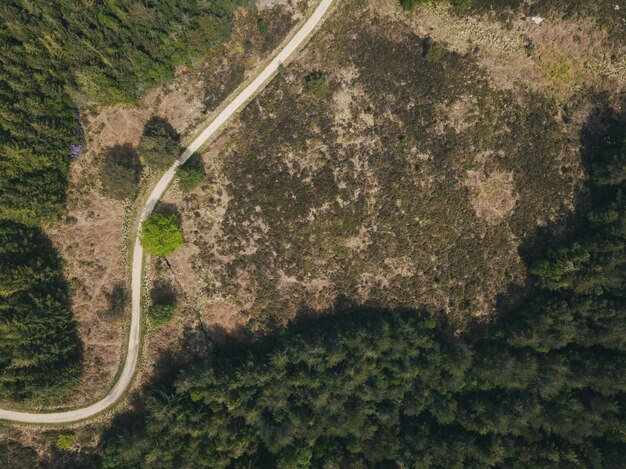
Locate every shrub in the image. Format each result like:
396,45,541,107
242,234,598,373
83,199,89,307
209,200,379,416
257,18,268,37
55,434,74,450
148,303,176,328
100,144,141,201
423,38,446,63
400,0,430,11
304,72,329,100
140,213,184,256
138,117,181,171
451,0,473,9
177,154,205,191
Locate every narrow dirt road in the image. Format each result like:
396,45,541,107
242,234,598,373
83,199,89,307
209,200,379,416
0,0,334,425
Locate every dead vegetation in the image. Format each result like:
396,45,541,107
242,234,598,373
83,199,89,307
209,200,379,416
158,0,618,335
466,169,518,224
372,0,626,100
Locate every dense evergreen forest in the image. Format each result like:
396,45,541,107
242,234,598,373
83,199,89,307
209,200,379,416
101,111,625,467
0,0,243,400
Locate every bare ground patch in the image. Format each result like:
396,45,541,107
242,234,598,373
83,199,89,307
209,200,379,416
466,170,518,225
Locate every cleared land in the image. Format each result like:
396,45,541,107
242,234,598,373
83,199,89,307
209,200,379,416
1,0,310,413
154,0,620,339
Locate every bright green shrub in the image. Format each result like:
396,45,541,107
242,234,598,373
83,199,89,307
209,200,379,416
140,213,184,257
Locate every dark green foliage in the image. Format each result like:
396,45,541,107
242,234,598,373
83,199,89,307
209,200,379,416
400,0,432,11
257,18,269,37
0,0,242,224
2,0,241,105
148,304,176,328
177,153,205,191
140,213,184,256
148,278,177,327
138,117,182,171
0,221,80,400
0,222,58,298
103,310,472,467
102,114,625,467
100,144,142,201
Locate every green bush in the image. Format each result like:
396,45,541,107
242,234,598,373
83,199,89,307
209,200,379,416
148,303,176,328
257,18,268,37
55,434,74,450
451,0,474,8
304,72,329,100
100,144,142,200
177,154,205,191
138,117,181,171
400,0,431,11
424,39,446,63
140,212,184,257
0,220,81,400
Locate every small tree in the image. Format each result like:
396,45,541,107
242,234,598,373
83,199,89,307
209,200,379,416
177,153,205,191
148,303,176,328
138,116,181,171
140,213,184,256
148,278,177,327
55,434,74,450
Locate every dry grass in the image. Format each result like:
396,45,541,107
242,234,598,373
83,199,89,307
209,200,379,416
371,0,626,99
157,0,599,333
36,1,300,410
466,170,518,225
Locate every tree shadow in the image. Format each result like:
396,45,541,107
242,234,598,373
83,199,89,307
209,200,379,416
483,95,626,333
142,115,180,142
150,278,177,306
102,143,141,170
100,97,626,458
153,202,179,217
104,281,128,320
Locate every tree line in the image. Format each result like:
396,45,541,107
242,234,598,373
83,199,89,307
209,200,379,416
101,111,625,467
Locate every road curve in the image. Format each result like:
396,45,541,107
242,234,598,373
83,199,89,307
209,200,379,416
0,0,333,424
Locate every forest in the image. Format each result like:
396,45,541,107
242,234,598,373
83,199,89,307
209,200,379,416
100,109,625,467
0,0,624,465
0,0,243,401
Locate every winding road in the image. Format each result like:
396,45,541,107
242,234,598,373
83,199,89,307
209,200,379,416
0,0,334,425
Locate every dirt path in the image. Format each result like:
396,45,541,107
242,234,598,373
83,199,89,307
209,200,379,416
0,0,334,425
